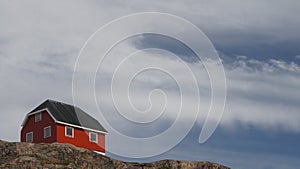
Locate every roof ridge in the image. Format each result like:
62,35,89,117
46,99,75,107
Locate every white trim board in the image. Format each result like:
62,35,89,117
93,151,105,156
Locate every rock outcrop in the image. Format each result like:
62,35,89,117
0,140,230,169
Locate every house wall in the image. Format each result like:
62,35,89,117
21,110,57,143
56,124,105,153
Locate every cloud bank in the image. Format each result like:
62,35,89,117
0,1,299,168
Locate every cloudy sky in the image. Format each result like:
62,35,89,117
1,1,300,169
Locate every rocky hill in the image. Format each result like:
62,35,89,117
0,140,230,169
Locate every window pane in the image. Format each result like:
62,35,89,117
26,133,33,142
44,127,51,138
66,127,73,137
90,133,97,142
35,113,41,122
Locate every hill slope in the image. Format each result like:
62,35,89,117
0,140,230,169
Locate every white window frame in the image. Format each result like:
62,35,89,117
44,126,51,138
35,113,41,122
89,132,98,143
26,132,33,142
65,126,74,138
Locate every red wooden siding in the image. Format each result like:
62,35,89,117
56,124,105,153
21,111,57,143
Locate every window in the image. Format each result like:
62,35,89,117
35,113,41,122
26,132,33,142
65,126,74,137
89,132,97,143
44,126,51,138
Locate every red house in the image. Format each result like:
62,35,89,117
20,99,107,155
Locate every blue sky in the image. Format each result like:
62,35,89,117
0,1,300,169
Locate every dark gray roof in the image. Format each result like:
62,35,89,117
29,99,107,133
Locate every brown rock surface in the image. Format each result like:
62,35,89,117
0,140,230,169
